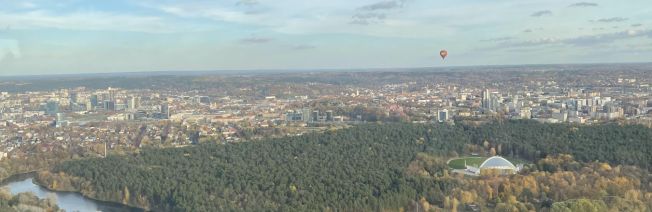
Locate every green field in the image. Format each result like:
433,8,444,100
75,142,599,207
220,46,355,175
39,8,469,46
448,157,487,169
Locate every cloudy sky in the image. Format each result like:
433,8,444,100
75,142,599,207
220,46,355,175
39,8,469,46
0,0,651,75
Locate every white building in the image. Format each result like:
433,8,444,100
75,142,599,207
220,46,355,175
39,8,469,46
467,156,518,175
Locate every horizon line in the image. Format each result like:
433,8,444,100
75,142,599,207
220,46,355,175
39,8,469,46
2,61,651,78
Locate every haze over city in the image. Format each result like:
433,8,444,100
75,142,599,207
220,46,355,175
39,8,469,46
1,0,651,75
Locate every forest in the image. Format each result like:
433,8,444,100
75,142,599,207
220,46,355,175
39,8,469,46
37,120,652,211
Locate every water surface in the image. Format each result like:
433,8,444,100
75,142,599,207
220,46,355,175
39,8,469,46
3,175,143,212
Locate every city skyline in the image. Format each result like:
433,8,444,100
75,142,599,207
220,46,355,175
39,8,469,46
1,0,651,75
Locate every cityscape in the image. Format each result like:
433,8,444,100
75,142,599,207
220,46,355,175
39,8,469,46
0,64,651,211
1,64,651,161
1,0,652,211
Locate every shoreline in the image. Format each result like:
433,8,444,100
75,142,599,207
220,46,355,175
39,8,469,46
0,171,39,185
1,172,148,212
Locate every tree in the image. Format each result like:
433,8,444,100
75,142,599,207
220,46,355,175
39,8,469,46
123,186,130,205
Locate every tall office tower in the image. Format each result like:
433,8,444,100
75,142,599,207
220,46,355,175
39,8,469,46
482,89,492,109
161,103,170,119
45,100,59,116
86,100,94,111
90,95,99,107
128,96,140,110
301,108,311,122
312,110,319,122
69,92,78,104
108,87,117,101
438,109,449,122
56,113,66,128
325,110,334,122
104,100,115,111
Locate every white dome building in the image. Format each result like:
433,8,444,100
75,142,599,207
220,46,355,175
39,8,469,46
467,156,518,175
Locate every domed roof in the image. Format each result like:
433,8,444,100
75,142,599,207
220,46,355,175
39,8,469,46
479,156,516,170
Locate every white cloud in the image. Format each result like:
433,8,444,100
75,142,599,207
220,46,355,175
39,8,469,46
0,10,208,33
492,29,652,49
0,39,21,62
592,17,628,23
531,10,552,17
19,1,38,9
568,2,598,7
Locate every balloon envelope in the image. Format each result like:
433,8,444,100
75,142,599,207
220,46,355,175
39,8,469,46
440,50,448,59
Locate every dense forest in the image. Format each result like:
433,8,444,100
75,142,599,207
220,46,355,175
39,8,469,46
38,121,652,211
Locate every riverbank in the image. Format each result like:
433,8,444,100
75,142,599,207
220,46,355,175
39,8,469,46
1,172,146,212
34,171,154,211
0,171,39,185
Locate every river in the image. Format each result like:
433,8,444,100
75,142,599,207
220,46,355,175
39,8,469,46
1,174,144,212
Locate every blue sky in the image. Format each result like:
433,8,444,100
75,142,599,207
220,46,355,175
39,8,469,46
0,0,651,75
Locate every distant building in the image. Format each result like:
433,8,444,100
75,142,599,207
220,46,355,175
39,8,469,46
325,110,334,122
438,109,449,122
482,89,492,109
55,113,66,128
108,87,117,101
553,111,568,122
312,110,319,122
90,95,99,107
520,107,531,119
198,96,210,105
301,108,311,122
45,100,59,116
85,100,94,111
69,92,78,104
285,110,303,122
128,96,140,110
115,103,127,111
103,100,115,111
161,103,170,119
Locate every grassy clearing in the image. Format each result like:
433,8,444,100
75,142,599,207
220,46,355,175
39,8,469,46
448,157,487,169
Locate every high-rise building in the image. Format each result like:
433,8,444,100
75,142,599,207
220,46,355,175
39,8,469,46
438,109,449,122
326,110,334,122
90,95,99,107
312,110,319,122
128,96,140,110
45,100,59,116
104,100,115,111
108,87,117,101
161,103,170,119
482,89,492,109
86,100,94,111
301,108,311,122
56,113,66,128
69,92,78,104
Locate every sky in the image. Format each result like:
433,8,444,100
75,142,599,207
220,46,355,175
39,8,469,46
0,0,651,75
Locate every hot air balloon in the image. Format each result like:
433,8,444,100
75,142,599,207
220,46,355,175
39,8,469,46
440,50,448,60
